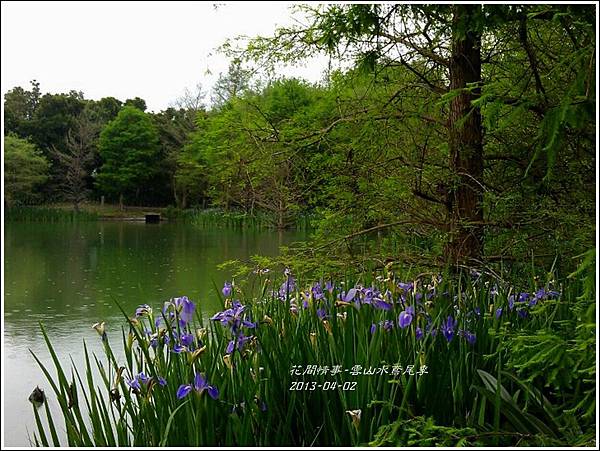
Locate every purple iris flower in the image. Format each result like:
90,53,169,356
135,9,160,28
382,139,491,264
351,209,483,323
325,281,334,293
126,372,153,392
532,288,548,305
312,282,324,300
370,323,377,335
226,334,254,354
157,376,167,387
508,295,515,311
135,304,152,317
177,297,196,324
495,307,503,319
210,301,255,333
341,288,358,303
164,296,196,325
278,276,296,299
362,288,374,304
415,293,423,302
180,333,194,348
517,309,528,318
415,327,423,340
382,320,394,331
226,340,235,354
222,281,232,298
374,299,393,310
462,330,476,345
177,373,219,400
398,282,414,292
316,308,328,320
531,288,559,305
441,316,457,342
126,377,141,391
398,306,415,329
302,299,309,309
172,344,187,354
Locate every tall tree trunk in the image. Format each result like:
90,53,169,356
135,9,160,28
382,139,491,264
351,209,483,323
446,4,484,265
277,198,285,230
173,183,180,208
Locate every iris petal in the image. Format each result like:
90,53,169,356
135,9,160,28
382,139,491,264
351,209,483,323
207,386,219,400
176,384,192,399
194,373,207,390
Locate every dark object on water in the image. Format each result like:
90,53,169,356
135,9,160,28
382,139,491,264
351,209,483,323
145,213,161,223
29,386,46,407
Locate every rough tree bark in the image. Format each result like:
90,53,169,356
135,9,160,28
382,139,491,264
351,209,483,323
446,4,484,265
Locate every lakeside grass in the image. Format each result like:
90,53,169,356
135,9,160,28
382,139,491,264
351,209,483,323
4,203,165,221
5,203,315,230
186,208,315,230
5,206,98,222
29,265,595,447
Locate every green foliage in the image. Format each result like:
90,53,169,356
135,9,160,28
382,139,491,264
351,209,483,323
4,1,594,270
211,58,253,108
1,4,595,268
3,135,50,205
3,80,41,138
124,97,147,111
86,97,123,124
5,206,98,222
370,416,482,446
180,78,336,227
28,90,86,154
189,207,315,230
96,106,161,204
29,269,593,446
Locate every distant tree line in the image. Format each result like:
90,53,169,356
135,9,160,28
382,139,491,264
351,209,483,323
3,4,595,267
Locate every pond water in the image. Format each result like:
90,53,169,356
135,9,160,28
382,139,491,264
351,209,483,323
3,221,307,447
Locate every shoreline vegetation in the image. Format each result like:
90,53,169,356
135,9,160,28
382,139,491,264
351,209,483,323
3,3,595,447
30,266,595,447
4,203,315,230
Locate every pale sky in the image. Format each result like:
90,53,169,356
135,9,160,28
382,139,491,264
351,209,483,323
1,1,328,112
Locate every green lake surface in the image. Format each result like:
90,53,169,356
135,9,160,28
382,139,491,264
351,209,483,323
3,221,307,447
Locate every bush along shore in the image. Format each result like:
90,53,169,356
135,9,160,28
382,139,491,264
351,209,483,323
5,206,98,222
5,204,315,230
30,266,595,447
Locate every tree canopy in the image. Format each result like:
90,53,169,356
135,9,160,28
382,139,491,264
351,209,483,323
96,106,161,206
4,135,50,206
2,3,595,269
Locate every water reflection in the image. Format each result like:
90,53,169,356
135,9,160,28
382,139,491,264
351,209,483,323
3,221,306,446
